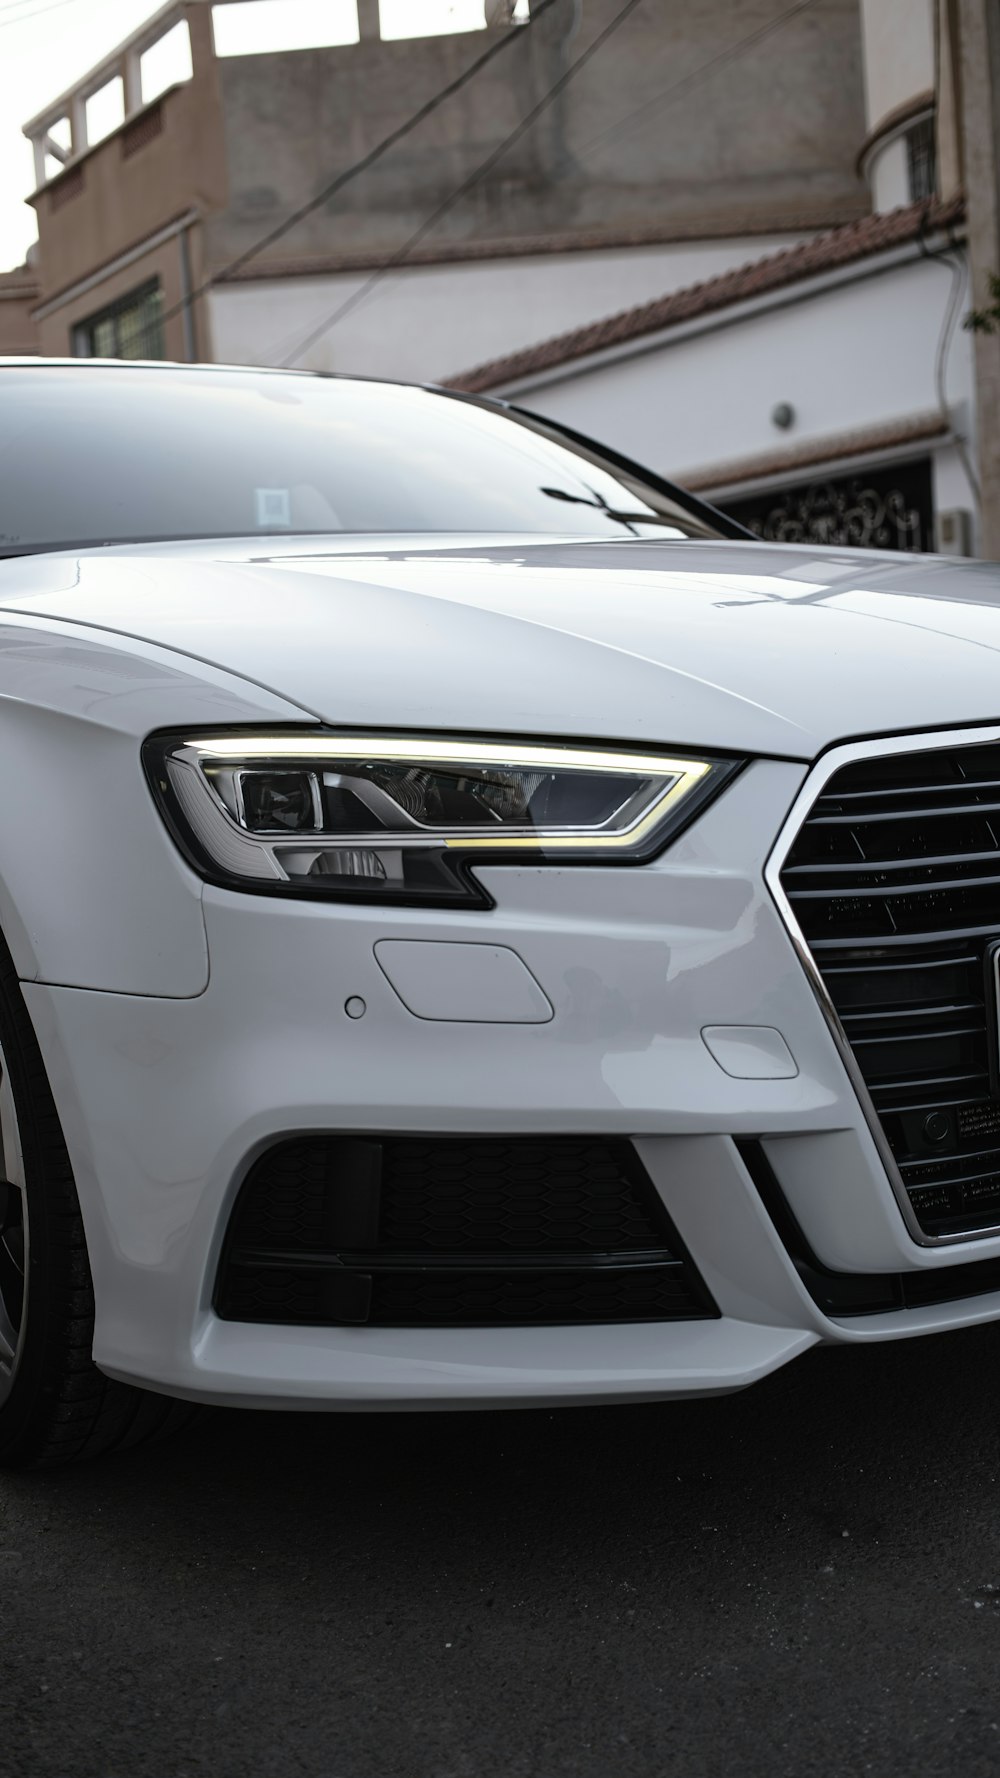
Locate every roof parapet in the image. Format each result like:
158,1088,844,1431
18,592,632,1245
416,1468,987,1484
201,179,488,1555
22,0,206,191
22,0,517,193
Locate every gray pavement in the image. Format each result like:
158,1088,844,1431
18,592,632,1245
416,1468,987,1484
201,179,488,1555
2,1323,1000,1778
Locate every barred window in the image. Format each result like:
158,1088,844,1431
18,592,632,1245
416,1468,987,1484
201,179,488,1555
906,117,936,203
73,281,165,361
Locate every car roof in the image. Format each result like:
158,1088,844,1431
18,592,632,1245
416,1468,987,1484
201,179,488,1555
0,356,433,388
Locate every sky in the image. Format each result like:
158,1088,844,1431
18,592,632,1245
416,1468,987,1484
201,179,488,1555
0,0,496,272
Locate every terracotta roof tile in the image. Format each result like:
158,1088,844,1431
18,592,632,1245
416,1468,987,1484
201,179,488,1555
445,196,966,394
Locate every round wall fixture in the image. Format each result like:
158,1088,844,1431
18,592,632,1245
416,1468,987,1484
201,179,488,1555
771,402,795,430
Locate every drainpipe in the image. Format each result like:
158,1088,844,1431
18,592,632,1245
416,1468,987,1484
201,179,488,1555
179,220,196,363
956,0,1000,558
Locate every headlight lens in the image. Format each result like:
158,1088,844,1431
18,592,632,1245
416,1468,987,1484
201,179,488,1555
143,732,741,905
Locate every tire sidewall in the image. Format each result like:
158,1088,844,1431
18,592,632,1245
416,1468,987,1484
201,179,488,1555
0,958,85,1462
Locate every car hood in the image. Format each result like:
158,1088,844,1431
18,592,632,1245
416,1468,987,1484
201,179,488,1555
1,534,999,759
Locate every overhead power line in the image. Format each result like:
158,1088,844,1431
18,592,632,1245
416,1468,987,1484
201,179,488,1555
160,0,563,334
0,0,63,16
575,0,824,161
277,0,828,365
0,0,82,26
281,0,647,365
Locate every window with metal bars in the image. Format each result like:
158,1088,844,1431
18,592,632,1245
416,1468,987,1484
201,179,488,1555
73,280,165,361
906,117,936,203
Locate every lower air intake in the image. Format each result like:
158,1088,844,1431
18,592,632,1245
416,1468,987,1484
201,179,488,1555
216,1136,717,1327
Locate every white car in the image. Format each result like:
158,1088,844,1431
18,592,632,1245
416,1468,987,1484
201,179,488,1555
1,359,999,1468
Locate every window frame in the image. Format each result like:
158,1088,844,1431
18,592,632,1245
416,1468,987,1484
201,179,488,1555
72,279,166,361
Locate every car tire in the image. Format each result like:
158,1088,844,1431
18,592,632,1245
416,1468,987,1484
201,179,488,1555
0,931,197,1468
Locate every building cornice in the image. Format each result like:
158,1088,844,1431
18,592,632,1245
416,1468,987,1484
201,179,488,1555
30,208,199,320
211,207,866,283
679,411,950,497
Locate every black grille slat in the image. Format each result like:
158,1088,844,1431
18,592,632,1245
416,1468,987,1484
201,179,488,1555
785,849,1000,878
808,921,1000,951
230,1245,675,1273
868,1068,989,1098
790,871,1000,902
842,1001,981,1028
804,802,1000,825
781,740,1000,1238
216,1136,717,1327
825,956,979,1015
817,780,1000,804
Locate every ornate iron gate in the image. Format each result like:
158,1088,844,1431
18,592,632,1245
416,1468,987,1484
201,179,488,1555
721,457,933,552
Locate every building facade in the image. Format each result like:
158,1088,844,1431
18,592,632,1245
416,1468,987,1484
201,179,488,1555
13,0,867,375
0,264,39,356
448,0,984,556
6,0,996,556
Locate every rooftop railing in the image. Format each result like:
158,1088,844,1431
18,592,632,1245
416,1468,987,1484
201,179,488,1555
22,0,523,192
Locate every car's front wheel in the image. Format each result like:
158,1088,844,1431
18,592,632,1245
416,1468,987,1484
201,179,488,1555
0,933,195,1468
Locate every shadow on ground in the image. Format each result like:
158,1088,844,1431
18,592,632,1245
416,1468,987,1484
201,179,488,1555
2,1326,1000,1778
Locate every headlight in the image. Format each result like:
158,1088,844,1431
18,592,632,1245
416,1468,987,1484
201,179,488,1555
143,731,741,905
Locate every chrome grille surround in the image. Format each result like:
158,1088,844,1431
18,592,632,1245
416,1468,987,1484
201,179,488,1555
765,724,1000,1248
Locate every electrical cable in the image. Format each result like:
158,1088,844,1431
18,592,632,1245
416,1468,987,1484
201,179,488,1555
0,0,82,25
572,0,824,161
158,0,563,333
277,0,829,362
280,0,647,366
919,225,982,508
0,0,71,17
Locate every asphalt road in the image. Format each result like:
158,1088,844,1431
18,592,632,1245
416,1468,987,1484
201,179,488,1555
3,1324,1000,1778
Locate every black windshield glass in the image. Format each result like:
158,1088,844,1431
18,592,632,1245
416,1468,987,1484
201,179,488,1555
0,365,735,554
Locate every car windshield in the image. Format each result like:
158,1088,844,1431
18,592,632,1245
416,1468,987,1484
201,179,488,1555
0,365,737,555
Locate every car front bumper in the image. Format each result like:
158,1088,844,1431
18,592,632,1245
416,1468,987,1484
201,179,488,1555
22,758,1000,1409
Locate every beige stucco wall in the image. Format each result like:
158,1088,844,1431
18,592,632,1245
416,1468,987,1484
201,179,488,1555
0,279,38,354
34,223,210,362
23,0,869,369
205,0,868,276
28,3,225,314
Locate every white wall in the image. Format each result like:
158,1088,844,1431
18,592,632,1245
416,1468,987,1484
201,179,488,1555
870,134,911,212
933,441,976,542
498,254,976,504
859,0,935,128
206,235,809,384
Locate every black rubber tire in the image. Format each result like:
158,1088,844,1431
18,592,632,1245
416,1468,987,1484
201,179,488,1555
0,933,198,1468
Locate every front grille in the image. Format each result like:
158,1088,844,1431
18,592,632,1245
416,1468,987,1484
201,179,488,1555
780,740,1000,1238
216,1136,717,1327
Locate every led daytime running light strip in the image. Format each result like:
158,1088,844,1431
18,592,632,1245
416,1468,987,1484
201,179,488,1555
185,735,709,781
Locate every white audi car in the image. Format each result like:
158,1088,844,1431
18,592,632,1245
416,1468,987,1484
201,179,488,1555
1,359,998,1468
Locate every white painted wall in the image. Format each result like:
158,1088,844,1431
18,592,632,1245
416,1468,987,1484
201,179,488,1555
495,254,976,508
206,235,809,384
859,0,935,128
870,134,911,212
933,441,976,544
